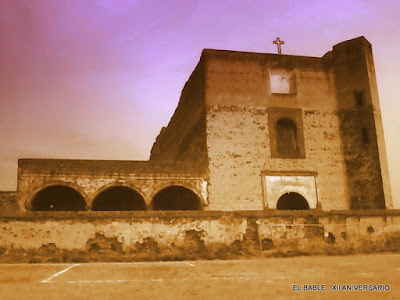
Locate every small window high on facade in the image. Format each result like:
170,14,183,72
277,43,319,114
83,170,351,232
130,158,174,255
354,91,364,106
361,127,369,144
270,69,296,94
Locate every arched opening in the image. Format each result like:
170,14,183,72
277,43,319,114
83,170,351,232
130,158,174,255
31,185,86,211
277,192,310,210
92,186,146,211
152,186,201,210
276,118,298,155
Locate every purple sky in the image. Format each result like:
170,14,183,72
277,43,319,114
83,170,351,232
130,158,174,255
0,0,399,207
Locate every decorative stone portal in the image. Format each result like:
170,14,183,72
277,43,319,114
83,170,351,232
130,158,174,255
31,185,86,211
152,186,202,210
92,186,146,211
262,173,318,209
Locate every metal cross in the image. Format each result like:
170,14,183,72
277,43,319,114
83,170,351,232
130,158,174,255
273,37,284,54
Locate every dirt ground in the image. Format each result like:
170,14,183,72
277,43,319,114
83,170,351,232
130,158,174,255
0,253,399,300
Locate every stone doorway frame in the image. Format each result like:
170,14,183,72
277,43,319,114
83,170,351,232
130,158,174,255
261,170,319,209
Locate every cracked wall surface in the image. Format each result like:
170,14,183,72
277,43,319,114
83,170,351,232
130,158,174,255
0,211,399,258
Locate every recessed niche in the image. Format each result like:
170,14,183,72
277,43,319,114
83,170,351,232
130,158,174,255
269,69,296,94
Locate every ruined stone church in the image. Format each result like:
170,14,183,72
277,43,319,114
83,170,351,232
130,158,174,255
0,36,393,213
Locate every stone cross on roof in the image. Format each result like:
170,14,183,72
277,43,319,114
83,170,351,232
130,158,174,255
273,37,284,54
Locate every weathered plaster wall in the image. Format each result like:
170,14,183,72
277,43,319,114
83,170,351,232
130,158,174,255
205,106,268,210
202,50,348,211
0,215,247,250
18,159,207,211
0,211,399,257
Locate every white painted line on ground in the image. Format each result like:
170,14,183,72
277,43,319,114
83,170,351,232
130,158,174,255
42,264,80,283
46,277,274,284
0,263,78,266
65,260,202,266
188,263,196,267
396,268,400,271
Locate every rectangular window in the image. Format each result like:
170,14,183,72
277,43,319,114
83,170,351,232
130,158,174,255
361,127,369,144
354,91,364,107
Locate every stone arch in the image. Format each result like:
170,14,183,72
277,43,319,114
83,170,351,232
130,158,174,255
150,182,205,206
151,185,202,210
276,118,298,155
92,185,146,211
31,185,86,211
27,181,88,210
90,184,147,207
277,192,310,210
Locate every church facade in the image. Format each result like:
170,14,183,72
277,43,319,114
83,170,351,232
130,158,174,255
2,36,393,213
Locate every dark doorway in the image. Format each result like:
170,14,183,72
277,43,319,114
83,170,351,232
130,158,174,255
152,186,201,210
277,192,310,210
92,186,146,211
31,185,86,211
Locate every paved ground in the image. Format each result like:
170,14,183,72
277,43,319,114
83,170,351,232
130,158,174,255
0,253,399,299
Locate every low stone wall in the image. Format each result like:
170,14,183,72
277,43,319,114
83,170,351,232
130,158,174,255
0,192,18,213
0,210,399,262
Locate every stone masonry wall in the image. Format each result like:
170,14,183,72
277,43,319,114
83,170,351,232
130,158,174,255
205,106,268,210
203,50,348,211
329,37,391,209
205,106,348,211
